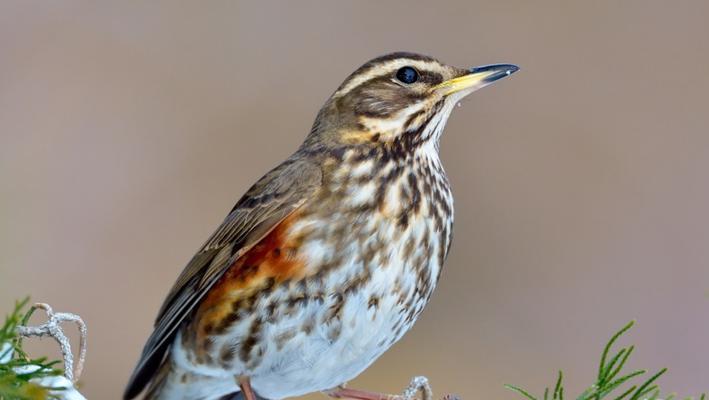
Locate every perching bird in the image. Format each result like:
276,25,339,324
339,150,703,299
124,52,518,400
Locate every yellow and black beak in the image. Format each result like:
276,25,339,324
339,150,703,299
435,63,519,96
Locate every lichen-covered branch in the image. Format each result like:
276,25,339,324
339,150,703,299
1,299,87,400
16,302,87,384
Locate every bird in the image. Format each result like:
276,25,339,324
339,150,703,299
124,52,518,400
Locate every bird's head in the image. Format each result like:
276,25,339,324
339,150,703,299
305,52,518,150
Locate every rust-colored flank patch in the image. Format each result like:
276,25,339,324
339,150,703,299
193,211,307,342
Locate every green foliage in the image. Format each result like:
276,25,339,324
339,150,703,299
505,321,706,400
0,298,62,400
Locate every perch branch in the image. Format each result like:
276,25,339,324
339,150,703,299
328,376,456,400
15,302,87,383
401,376,434,400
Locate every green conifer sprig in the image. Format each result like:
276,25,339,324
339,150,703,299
505,321,705,400
0,298,62,400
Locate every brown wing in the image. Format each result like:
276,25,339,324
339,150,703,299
124,157,322,400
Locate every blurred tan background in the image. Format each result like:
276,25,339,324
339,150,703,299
1,1,708,398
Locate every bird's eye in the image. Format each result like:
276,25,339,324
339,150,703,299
396,66,419,84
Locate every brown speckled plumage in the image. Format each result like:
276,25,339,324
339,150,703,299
125,52,518,400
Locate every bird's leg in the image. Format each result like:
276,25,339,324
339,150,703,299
237,376,257,400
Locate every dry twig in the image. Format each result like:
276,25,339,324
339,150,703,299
15,302,87,383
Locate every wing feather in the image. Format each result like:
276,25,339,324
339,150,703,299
124,158,322,400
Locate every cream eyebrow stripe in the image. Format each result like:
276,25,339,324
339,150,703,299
335,59,443,97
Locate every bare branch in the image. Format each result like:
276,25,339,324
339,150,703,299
15,302,87,383
401,376,434,400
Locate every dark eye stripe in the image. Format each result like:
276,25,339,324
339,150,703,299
418,70,443,85
350,69,443,89
336,64,446,99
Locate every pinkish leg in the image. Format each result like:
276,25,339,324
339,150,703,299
237,376,257,400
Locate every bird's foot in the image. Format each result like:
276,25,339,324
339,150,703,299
325,376,458,400
326,386,402,400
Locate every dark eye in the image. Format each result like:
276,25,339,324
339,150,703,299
396,66,419,84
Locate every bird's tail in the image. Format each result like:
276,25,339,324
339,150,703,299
140,359,216,400
140,357,249,400
141,358,173,400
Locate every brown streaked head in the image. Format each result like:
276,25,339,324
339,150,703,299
305,52,518,148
